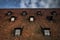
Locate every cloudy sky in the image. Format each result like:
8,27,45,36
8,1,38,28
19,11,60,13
0,0,60,8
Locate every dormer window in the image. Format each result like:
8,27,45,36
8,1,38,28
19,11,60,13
37,11,42,16
6,11,12,16
41,28,51,36
21,11,27,16
51,11,57,16
13,28,23,36
29,16,35,22
46,16,53,21
10,16,16,22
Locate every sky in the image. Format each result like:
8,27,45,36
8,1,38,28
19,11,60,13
0,0,60,8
